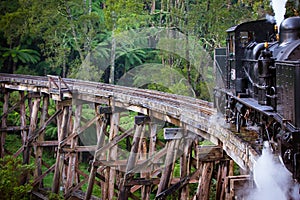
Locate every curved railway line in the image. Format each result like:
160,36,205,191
0,73,263,199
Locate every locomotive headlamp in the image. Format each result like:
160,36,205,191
274,25,278,32
264,42,269,49
274,24,279,41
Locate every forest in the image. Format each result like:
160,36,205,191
1,0,298,99
1,0,300,198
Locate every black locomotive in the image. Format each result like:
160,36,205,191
214,16,300,182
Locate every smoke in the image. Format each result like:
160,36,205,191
266,14,276,24
209,114,229,129
271,0,288,27
247,142,300,200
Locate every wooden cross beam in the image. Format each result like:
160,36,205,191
198,145,223,162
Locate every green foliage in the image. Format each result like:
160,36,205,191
119,63,195,96
285,0,300,17
0,156,34,200
1,0,299,79
4,134,22,154
199,140,214,146
1,0,298,98
119,111,136,130
45,124,58,140
48,192,64,200
14,66,39,75
1,46,40,64
104,0,148,31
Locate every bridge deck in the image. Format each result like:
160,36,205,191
0,73,259,170
0,73,259,199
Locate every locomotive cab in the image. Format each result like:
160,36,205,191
225,20,276,95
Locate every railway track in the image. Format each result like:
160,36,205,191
0,73,215,116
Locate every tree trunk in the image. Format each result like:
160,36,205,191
110,28,116,84
151,0,155,14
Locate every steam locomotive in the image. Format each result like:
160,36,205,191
214,16,300,182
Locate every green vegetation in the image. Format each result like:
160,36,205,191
0,156,34,200
1,0,300,199
2,0,299,99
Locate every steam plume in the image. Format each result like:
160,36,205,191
271,0,288,27
248,142,300,200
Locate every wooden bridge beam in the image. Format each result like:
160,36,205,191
156,138,180,199
179,135,192,199
13,91,26,159
66,103,82,191
85,106,108,200
119,115,150,200
22,95,41,184
195,161,214,200
140,123,152,200
108,111,120,200
34,95,49,188
52,102,71,193
0,90,9,158
224,175,252,200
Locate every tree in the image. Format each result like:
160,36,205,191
103,0,149,84
285,0,300,17
0,46,40,73
0,0,108,77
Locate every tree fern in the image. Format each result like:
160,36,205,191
1,45,40,64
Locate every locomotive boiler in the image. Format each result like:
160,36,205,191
214,16,300,182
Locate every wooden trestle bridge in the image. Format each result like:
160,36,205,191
0,73,258,199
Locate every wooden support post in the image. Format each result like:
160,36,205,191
28,96,32,119
147,122,157,197
156,139,179,199
156,128,183,199
103,166,110,200
179,139,192,200
96,106,110,200
0,90,9,158
23,98,41,161
20,91,27,154
22,96,40,184
119,116,148,200
194,162,214,200
85,162,99,200
216,160,229,200
66,104,82,191
224,175,252,200
85,106,108,200
108,112,120,200
140,125,149,200
229,159,234,176
149,123,157,158
52,105,70,193
34,95,49,188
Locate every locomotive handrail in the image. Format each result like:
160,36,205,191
276,60,300,64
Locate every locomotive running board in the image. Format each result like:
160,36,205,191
238,97,299,132
238,98,274,116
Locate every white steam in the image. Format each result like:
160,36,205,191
271,0,288,27
266,14,276,24
248,142,300,200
